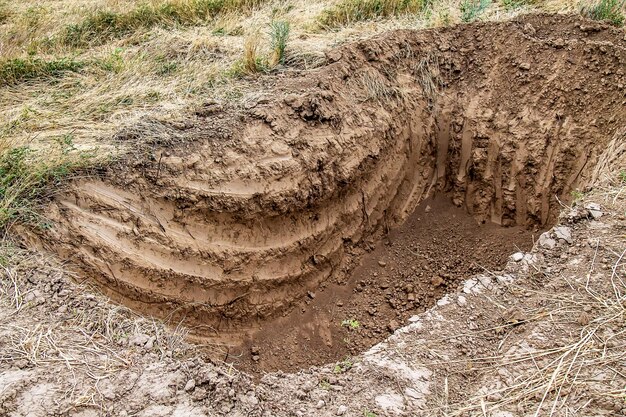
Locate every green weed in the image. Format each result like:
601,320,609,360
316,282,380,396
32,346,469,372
501,0,536,10
341,318,360,330
97,48,125,73
269,20,290,66
571,189,584,202
460,0,491,22
333,357,354,374
582,0,625,26
0,57,85,86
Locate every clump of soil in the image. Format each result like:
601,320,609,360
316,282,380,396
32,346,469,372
26,14,626,372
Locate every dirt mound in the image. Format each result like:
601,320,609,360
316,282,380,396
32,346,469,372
29,15,626,370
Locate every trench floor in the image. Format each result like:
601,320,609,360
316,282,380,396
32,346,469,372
217,194,539,374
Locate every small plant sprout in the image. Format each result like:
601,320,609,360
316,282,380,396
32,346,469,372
319,379,331,390
460,0,491,22
333,357,354,374
341,318,360,330
269,20,290,67
571,190,584,202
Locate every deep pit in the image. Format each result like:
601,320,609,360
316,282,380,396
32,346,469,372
30,15,626,373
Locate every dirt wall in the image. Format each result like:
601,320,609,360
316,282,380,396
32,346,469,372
31,14,626,335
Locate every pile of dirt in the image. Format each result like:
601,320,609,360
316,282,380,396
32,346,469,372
24,14,626,371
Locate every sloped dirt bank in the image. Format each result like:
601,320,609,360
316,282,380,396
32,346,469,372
29,14,626,370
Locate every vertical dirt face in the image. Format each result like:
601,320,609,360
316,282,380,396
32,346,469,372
30,15,626,367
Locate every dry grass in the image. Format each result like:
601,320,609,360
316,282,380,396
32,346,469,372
0,0,583,168
0,244,191,408
444,277,626,416
422,172,626,416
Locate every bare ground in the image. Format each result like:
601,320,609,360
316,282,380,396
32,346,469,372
1,170,625,417
1,13,626,417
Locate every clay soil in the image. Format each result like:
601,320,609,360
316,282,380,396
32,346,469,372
16,12,626,382
234,194,537,373
2,13,626,417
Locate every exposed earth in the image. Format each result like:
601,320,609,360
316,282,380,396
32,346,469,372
235,195,537,374
1,12,626,417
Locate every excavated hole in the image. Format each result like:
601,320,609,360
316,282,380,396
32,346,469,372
34,16,626,375
230,193,541,374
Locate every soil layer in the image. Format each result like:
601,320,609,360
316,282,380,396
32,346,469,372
24,14,626,371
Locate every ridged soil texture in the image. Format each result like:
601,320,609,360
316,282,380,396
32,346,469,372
31,14,626,372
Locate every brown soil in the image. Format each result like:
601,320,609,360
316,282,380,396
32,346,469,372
22,14,626,373
234,194,537,373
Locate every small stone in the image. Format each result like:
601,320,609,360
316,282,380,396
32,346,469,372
519,62,531,70
407,293,416,302
252,355,260,362
316,400,325,409
184,379,196,392
577,312,590,326
250,346,261,355
554,226,573,244
14,359,29,369
336,405,348,416
511,252,524,262
387,320,400,332
307,291,316,299
585,203,603,219
144,336,156,350
431,276,444,287
539,232,557,249
129,333,150,347
457,295,467,306
424,205,432,213
378,260,387,267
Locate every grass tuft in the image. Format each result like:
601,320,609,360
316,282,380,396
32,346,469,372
501,0,536,10
269,20,290,66
460,0,491,22
0,4,11,24
319,0,431,28
582,0,625,26
0,57,86,86
242,33,265,74
59,0,266,48
0,138,91,232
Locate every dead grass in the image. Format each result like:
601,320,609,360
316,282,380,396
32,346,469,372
58,0,268,48
0,244,191,408
445,276,625,416
319,0,431,28
0,0,583,169
0,136,95,234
